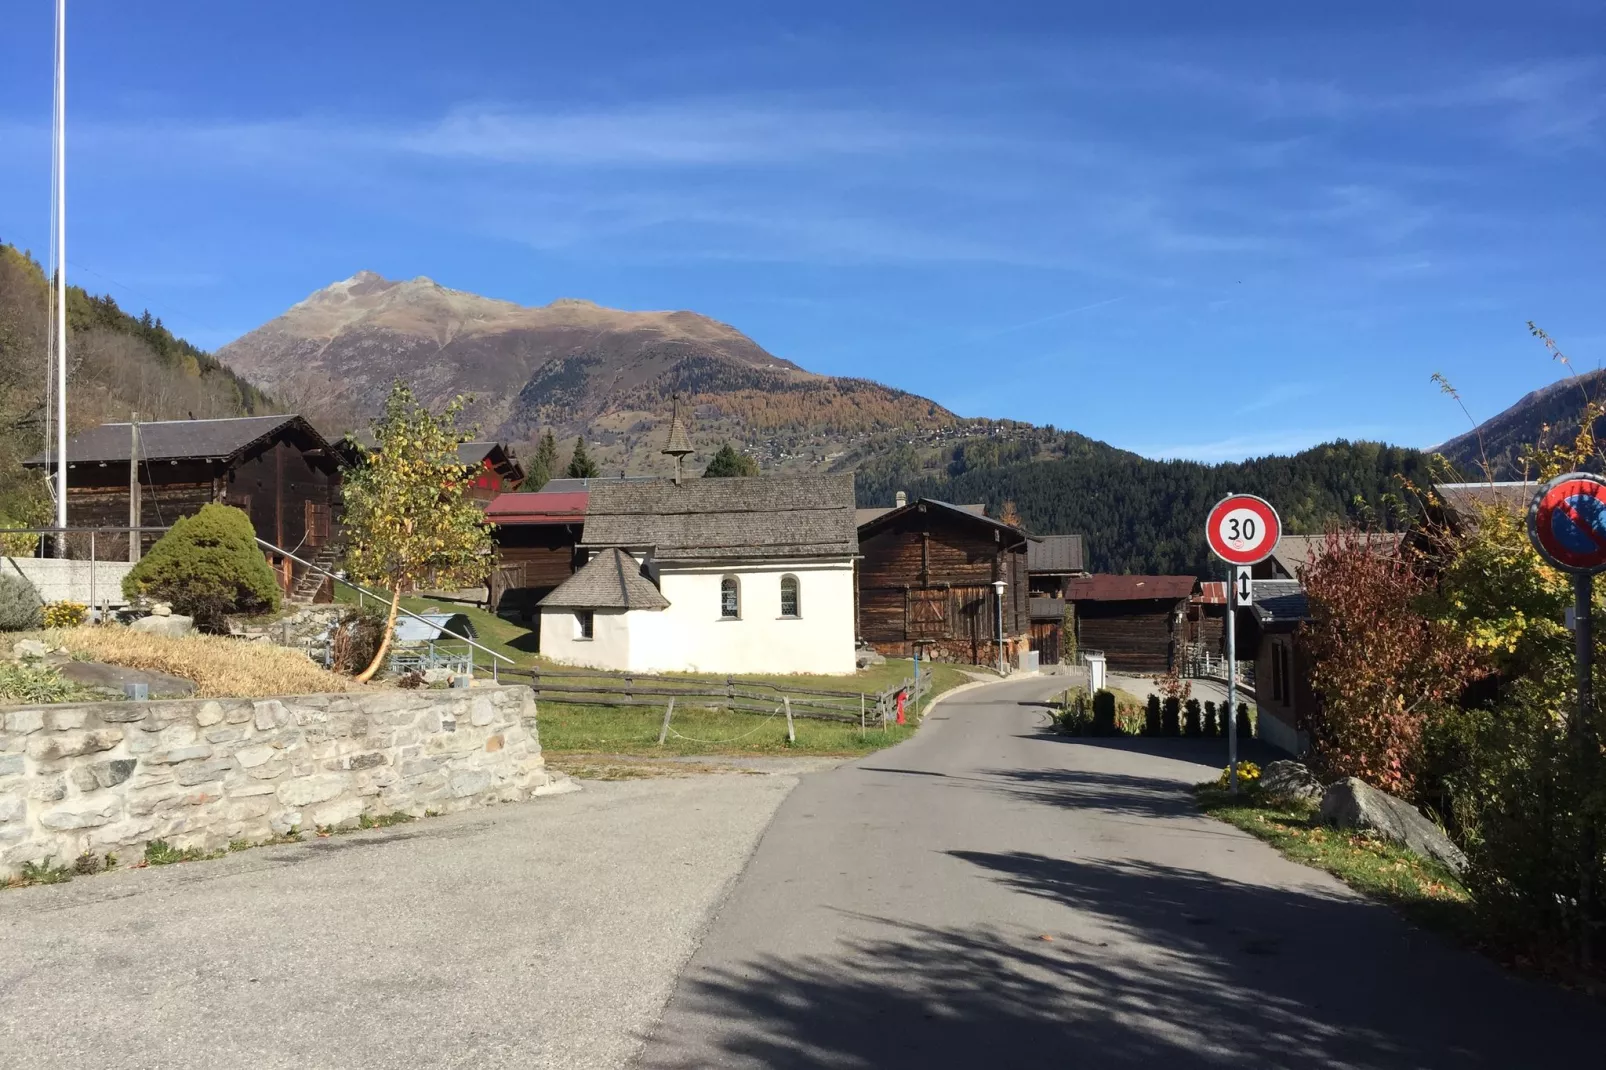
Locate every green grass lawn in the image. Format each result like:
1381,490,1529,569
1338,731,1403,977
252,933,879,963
1195,786,1476,940
538,700,922,759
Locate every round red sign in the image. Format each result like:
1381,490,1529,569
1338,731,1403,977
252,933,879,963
1529,472,1606,574
1206,494,1282,566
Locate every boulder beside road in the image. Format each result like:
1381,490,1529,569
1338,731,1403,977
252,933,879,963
1259,760,1324,804
129,613,195,638
1319,776,1467,874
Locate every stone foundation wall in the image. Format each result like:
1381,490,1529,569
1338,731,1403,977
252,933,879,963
0,685,560,876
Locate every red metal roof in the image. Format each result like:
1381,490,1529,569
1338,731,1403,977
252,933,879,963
1067,574,1198,602
485,491,588,524
1194,581,1227,605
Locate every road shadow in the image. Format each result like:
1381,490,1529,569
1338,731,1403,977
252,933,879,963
642,853,1606,1069
979,766,1213,820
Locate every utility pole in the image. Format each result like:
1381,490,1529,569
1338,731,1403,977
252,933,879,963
51,0,69,553
128,414,141,563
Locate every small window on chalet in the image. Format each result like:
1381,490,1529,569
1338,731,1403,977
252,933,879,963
780,575,800,618
575,610,594,640
720,576,740,619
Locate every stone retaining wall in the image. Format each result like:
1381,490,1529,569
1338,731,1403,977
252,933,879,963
0,685,562,876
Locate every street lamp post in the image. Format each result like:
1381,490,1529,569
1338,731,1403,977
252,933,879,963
992,578,1006,675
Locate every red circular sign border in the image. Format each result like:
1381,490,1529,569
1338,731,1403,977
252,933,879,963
1206,494,1282,566
1528,472,1606,574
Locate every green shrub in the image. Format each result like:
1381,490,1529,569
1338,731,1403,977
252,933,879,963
1184,698,1203,737
1092,689,1118,735
1144,694,1162,736
1204,701,1219,737
1058,692,1093,735
0,571,43,631
0,662,80,704
1162,696,1181,737
123,504,279,630
1236,703,1252,739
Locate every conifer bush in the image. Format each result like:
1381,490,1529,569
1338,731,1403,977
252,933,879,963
123,504,280,630
1204,700,1219,737
1236,702,1253,740
1184,698,1203,737
1092,689,1118,736
0,571,43,631
1144,694,1162,736
1162,696,1181,737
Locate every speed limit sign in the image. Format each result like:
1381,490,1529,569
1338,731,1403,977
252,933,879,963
1206,493,1281,566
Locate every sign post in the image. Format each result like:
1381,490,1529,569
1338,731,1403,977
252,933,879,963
1206,493,1282,793
1528,472,1606,967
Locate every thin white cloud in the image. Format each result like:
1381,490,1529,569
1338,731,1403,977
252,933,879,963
1127,426,1390,463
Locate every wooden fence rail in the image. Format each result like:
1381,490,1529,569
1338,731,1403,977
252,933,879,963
499,665,934,726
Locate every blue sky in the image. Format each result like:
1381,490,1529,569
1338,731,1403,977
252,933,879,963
1,1,1602,460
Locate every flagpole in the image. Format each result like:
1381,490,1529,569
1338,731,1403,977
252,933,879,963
53,0,69,539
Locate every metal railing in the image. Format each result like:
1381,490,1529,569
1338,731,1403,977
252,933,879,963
253,538,513,679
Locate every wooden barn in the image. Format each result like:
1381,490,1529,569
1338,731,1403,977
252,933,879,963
25,414,344,598
1066,574,1197,675
1187,580,1228,654
1027,534,1087,597
484,490,587,622
856,498,1033,667
1029,596,1067,665
457,442,525,502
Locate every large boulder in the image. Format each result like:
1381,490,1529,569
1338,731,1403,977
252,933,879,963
1319,777,1467,874
856,647,887,669
59,660,196,698
129,613,194,638
1259,761,1324,805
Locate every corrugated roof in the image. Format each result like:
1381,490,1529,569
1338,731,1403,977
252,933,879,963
1435,481,1535,520
394,612,479,643
1250,579,1310,624
582,473,857,562
485,491,588,525
1067,574,1197,602
1027,534,1085,574
538,548,670,610
1029,596,1066,621
1195,581,1227,605
24,414,321,466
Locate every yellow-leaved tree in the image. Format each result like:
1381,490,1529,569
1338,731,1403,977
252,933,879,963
342,380,491,682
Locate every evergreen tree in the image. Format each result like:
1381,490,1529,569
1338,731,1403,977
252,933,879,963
703,442,760,477
565,436,599,479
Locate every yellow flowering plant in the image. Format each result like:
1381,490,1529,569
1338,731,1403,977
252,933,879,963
1217,760,1260,789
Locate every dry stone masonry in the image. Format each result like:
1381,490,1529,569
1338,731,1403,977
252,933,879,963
0,685,566,876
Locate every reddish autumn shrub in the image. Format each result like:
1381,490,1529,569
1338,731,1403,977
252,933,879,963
1300,530,1475,796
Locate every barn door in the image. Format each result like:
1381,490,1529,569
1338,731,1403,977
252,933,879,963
489,562,526,613
305,500,331,547
905,588,950,640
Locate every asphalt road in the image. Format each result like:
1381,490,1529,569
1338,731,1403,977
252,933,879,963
637,674,1606,1069
0,774,799,1070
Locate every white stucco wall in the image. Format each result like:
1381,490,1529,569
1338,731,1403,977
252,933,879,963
539,607,635,671
629,560,856,675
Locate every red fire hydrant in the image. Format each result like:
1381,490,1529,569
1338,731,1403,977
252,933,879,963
895,688,907,726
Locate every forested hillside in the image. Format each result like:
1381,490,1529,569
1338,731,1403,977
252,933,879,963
854,434,1432,576
0,242,274,521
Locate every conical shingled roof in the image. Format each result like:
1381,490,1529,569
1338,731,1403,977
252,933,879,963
662,394,692,457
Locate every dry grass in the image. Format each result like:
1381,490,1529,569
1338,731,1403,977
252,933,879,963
42,627,363,698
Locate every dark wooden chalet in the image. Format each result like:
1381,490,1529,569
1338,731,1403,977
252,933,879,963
1027,534,1087,597
856,498,1032,667
458,442,525,502
484,490,587,621
1029,596,1067,665
1240,579,1314,756
1066,574,1197,674
1187,580,1228,654
24,415,343,596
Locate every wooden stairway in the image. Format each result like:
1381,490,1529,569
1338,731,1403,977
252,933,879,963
287,542,343,605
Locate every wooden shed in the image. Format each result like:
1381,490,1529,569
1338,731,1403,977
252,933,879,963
24,414,344,598
1029,596,1067,666
1066,574,1197,675
457,442,525,502
1027,534,1087,598
484,490,587,621
856,498,1033,667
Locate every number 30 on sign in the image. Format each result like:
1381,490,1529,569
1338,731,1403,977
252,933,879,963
1206,494,1282,566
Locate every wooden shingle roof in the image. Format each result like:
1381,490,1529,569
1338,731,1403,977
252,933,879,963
1027,534,1086,574
538,548,670,610
581,474,857,562
24,414,324,466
